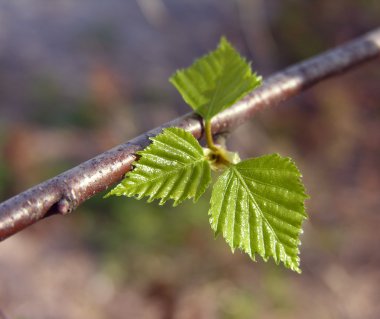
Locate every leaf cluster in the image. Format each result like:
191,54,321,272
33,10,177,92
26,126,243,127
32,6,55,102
106,38,308,272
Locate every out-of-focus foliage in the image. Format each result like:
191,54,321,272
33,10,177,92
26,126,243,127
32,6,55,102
1,0,380,318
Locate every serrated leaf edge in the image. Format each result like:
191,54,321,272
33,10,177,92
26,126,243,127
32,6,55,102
209,154,308,273
105,127,212,207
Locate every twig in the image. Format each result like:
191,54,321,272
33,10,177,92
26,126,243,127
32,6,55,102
1,28,379,241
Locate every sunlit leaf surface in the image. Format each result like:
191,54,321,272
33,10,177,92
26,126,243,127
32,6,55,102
209,154,308,272
170,37,262,121
106,127,211,206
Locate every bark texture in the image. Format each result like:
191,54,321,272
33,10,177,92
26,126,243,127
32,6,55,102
1,28,380,241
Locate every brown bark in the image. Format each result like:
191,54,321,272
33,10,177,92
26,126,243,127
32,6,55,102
1,28,380,241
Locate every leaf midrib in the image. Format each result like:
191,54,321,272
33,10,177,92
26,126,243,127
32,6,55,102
231,166,284,255
133,157,207,186
205,60,225,119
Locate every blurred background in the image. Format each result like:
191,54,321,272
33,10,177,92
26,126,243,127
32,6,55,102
1,1,380,318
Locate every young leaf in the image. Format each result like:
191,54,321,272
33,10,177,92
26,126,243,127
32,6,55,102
169,37,262,121
106,127,211,206
209,154,308,272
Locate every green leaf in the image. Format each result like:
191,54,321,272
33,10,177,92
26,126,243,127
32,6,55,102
209,154,308,272
106,127,212,206
169,37,262,121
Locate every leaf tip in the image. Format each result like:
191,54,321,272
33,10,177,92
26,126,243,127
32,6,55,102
103,192,111,199
218,35,230,48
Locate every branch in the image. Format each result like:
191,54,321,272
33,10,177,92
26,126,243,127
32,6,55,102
1,28,380,241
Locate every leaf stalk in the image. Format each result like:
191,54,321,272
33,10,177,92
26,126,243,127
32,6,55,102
205,120,218,151
204,120,235,170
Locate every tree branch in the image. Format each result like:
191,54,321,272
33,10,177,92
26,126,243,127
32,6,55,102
1,28,380,241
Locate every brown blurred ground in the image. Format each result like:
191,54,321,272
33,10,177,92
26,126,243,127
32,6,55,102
1,1,380,318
